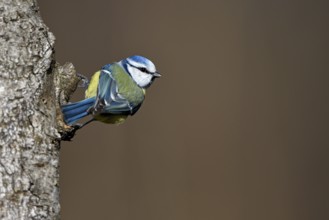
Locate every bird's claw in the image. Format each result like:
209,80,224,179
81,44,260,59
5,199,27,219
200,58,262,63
76,73,89,88
60,124,82,141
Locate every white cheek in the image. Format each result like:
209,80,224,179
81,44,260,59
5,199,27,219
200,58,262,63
128,66,152,87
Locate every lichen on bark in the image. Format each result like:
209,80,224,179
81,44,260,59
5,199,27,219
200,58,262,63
0,0,78,219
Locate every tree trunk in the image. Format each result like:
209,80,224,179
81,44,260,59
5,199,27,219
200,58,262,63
0,0,78,219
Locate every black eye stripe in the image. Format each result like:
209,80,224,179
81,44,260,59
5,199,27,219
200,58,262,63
138,67,150,73
128,63,151,74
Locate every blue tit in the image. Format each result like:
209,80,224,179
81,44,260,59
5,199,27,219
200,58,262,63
61,55,161,128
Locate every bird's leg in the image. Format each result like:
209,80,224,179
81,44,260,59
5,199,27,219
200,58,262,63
60,124,81,141
76,73,89,88
60,119,95,141
78,118,95,129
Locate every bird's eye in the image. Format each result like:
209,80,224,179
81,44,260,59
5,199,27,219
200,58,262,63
139,67,147,73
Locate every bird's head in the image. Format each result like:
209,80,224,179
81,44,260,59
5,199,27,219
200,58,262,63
122,55,161,88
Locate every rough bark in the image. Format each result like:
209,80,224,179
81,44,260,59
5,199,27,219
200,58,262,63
0,0,78,219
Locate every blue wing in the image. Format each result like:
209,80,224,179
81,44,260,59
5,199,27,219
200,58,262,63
93,68,135,115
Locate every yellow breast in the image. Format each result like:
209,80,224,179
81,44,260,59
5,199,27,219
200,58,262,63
85,71,101,98
94,114,128,124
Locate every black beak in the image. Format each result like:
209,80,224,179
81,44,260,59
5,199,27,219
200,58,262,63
153,71,161,78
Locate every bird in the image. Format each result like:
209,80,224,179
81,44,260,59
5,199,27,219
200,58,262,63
61,55,161,129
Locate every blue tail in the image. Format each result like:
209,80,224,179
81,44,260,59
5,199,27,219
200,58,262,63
61,97,96,125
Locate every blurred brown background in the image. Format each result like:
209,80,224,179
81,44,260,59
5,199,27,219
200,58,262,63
39,1,329,219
